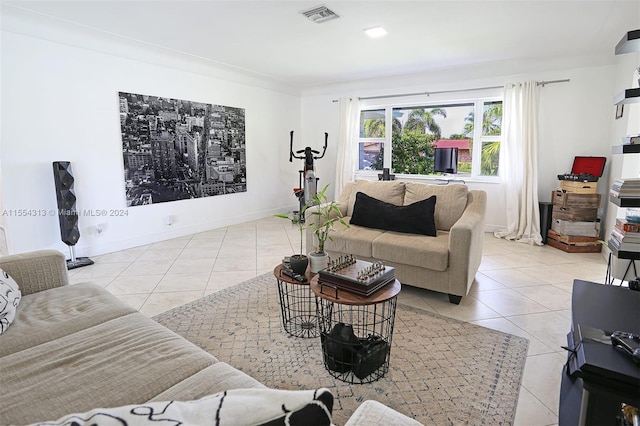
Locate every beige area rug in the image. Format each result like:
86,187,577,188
153,273,528,425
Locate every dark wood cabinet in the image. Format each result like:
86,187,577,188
559,280,640,425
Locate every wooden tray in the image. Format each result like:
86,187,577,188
547,230,602,253
552,205,598,222
551,219,599,237
552,190,601,208
559,181,597,194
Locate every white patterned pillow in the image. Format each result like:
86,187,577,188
31,387,334,426
0,268,22,335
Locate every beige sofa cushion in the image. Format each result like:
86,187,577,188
372,231,449,271
347,180,405,217
324,219,386,258
404,183,469,231
336,181,355,207
0,250,69,296
0,283,137,357
149,362,266,402
0,313,217,425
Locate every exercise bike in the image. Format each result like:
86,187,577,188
289,130,328,218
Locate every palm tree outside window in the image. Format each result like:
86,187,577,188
357,98,502,179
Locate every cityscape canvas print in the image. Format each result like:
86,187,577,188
118,91,246,206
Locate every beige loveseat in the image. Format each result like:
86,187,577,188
0,250,421,425
306,180,487,304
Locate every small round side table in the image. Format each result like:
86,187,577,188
310,276,401,383
273,264,319,338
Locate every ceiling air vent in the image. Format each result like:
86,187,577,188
301,5,339,23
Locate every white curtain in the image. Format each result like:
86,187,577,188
335,97,359,193
494,81,543,245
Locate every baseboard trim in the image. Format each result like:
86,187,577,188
75,206,296,257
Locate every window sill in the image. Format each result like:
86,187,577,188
353,171,501,185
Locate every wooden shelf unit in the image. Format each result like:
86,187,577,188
611,144,640,154
615,29,640,55
609,29,640,279
609,195,640,207
614,88,640,106
607,240,640,260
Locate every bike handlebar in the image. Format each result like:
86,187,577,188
289,131,294,162
288,131,328,161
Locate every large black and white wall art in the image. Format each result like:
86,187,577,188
119,92,246,206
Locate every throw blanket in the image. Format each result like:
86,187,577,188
32,388,334,426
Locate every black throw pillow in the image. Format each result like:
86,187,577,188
350,191,437,236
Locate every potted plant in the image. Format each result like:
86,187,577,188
274,210,308,274
304,184,349,272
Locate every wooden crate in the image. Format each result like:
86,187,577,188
552,205,598,222
551,219,599,237
559,181,597,194
547,230,602,253
552,190,601,208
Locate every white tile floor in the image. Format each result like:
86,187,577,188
68,217,611,426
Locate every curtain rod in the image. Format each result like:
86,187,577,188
351,79,570,102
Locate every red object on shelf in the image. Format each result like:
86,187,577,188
570,156,606,178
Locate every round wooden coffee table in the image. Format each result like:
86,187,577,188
310,275,401,383
273,264,319,338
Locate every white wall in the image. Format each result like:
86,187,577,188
0,15,627,256
1,31,302,256
299,99,341,199
301,64,616,233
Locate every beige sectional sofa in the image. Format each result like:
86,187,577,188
0,249,421,425
306,180,487,304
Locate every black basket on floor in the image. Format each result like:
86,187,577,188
316,297,396,384
321,324,390,382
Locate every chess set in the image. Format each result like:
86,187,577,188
318,255,396,297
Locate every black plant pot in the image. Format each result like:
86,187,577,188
290,254,309,275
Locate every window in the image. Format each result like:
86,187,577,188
359,110,385,170
479,101,502,176
357,97,502,179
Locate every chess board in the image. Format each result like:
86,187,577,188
318,257,396,297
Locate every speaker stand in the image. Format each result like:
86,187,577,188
66,246,94,270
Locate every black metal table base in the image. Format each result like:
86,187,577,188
605,253,638,285
316,297,397,384
276,278,319,338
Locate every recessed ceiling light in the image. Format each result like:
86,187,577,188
364,27,387,38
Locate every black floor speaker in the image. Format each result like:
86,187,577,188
52,161,93,269
539,201,553,244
